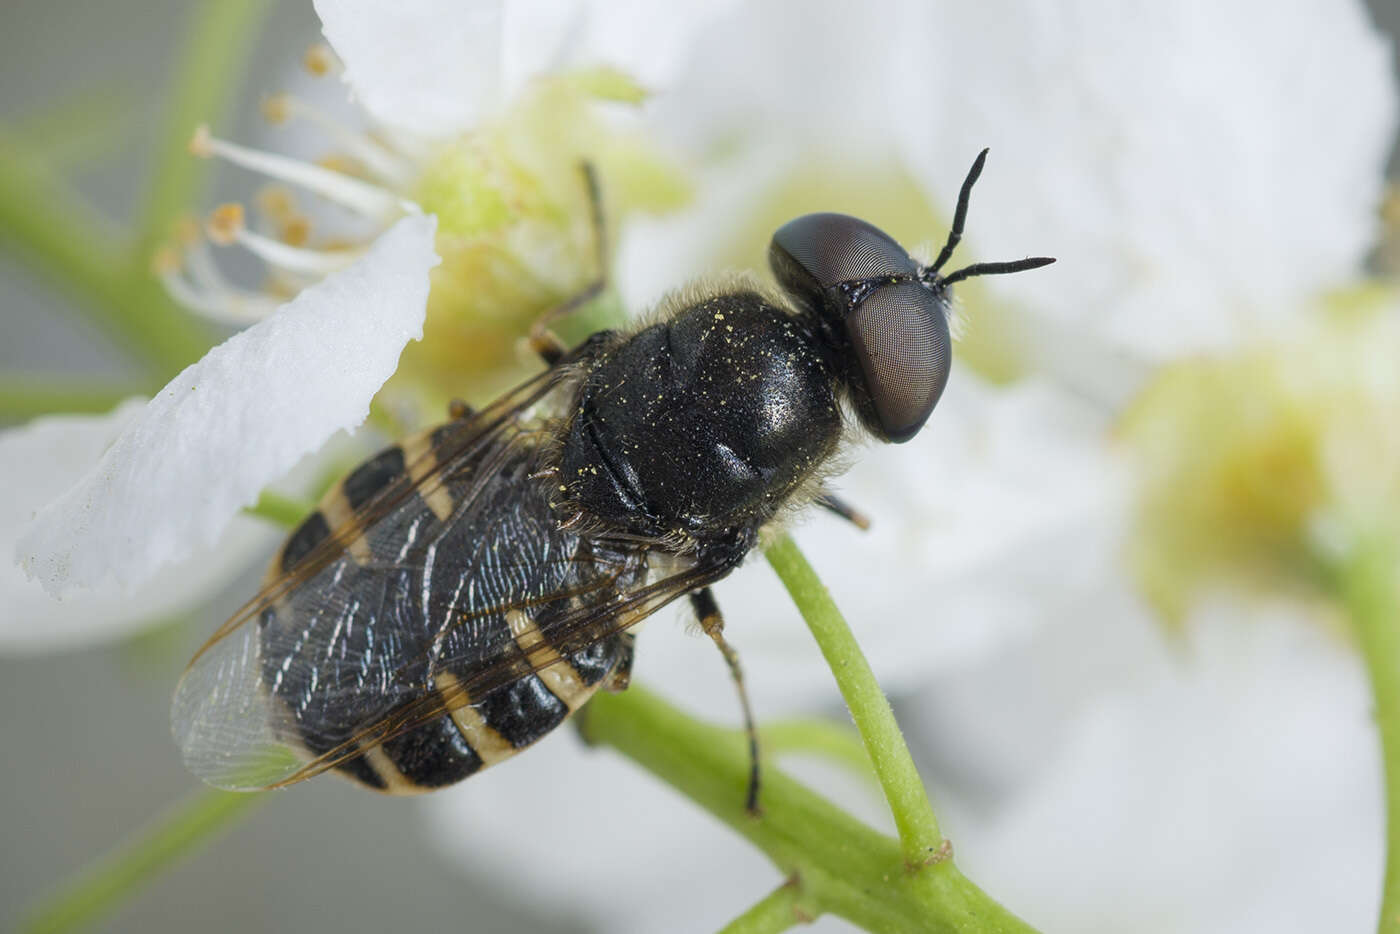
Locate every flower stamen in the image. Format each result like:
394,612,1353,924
152,245,280,326
302,42,340,78
254,186,313,246
173,217,240,298
189,124,405,223
261,93,415,187
206,202,362,276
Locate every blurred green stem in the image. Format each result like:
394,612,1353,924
130,1,270,272
0,374,144,420
587,686,1035,933
761,717,875,782
0,1,271,383
246,490,315,529
718,880,808,934
764,534,944,868
1342,534,1400,934
20,790,266,934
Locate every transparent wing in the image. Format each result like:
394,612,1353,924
173,369,562,789
172,366,734,791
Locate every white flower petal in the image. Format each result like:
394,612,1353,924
929,604,1380,934
501,0,740,94
893,0,1397,362
0,404,277,652
16,215,438,597
315,0,504,137
644,0,900,157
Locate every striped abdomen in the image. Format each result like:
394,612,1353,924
258,422,643,794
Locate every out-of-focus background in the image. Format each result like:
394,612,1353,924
2,2,1399,933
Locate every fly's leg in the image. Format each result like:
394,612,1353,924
574,632,636,747
530,161,608,366
447,398,475,421
691,586,763,816
815,492,872,531
600,632,636,693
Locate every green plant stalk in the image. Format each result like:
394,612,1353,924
118,0,275,381
246,490,316,529
717,879,808,934
11,81,141,170
761,717,875,781
1341,534,1400,934
19,789,266,934
0,134,184,374
586,687,1035,933
0,374,145,420
763,533,943,868
130,0,269,270
0,1,270,382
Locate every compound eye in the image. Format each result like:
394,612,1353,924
847,281,951,443
769,213,917,302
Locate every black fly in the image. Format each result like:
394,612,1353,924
172,150,1053,811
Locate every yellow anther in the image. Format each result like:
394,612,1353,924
188,124,213,158
256,186,298,223
206,203,246,245
303,43,337,77
280,216,312,247
151,245,182,276
261,93,293,125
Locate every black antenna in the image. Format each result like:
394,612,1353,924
943,255,1056,286
921,148,1056,287
927,148,988,275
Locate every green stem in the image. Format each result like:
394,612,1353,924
763,534,943,868
245,490,315,529
0,374,145,421
717,880,807,934
0,1,270,381
131,1,270,265
11,81,141,170
1341,534,1400,934
0,133,187,374
19,789,266,934
116,0,274,381
587,687,1036,933
761,717,875,782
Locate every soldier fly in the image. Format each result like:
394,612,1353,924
171,149,1053,811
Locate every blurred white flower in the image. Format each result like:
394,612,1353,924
0,402,276,650
927,599,1382,934
317,0,735,138
419,0,1398,931
894,0,1395,404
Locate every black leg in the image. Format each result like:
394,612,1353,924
529,161,608,366
815,492,872,531
602,632,636,693
690,587,762,816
